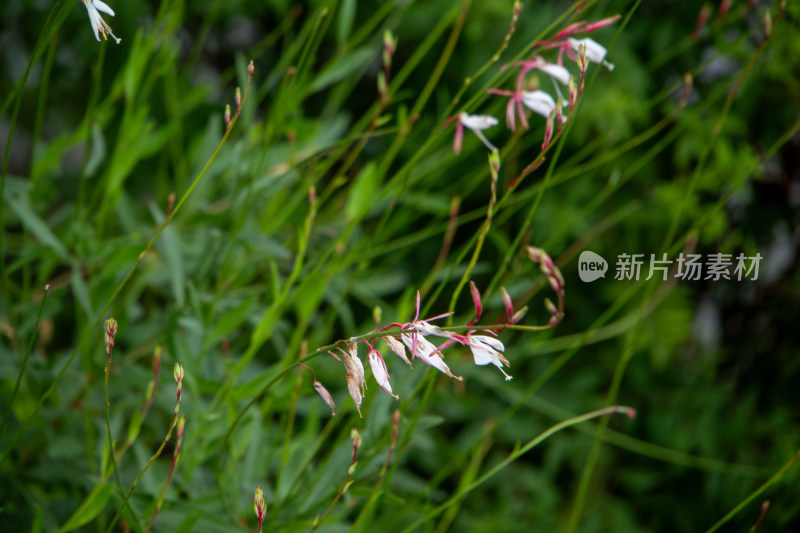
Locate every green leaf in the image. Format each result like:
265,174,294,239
70,265,93,319
4,189,70,262
337,0,356,45
209,298,257,345
311,46,377,93
85,122,107,178
293,273,327,321
346,161,380,221
127,409,142,444
59,483,114,532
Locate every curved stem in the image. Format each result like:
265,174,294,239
400,406,636,532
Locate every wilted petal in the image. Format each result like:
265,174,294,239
368,350,399,399
313,381,336,415
384,336,413,367
345,373,363,418
345,342,367,392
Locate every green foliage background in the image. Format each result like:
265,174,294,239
1,0,799,531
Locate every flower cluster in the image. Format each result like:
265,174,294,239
448,15,619,155
304,284,534,418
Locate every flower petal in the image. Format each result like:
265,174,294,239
459,113,498,131
93,0,116,17
539,63,571,85
522,90,556,118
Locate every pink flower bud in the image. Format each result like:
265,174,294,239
104,318,118,356
469,280,483,322
542,112,554,151
254,485,266,527
501,287,515,318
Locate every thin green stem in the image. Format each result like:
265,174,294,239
0,285,50,441
103,349,126,505
400,406,636,532
705,449,800,533
105,407,181,533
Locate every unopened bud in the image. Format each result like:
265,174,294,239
248,60,255,76
542,112,554,151
377,72,387,97
692,4,711,40
501,287,514,318
510,306,528,325
578,43,588,73
681,73,693,106
104,318,118,356
717,0,732,20
350,428,362,451
469,281,482,321
568,77,577,109
527,246,546,265
383,30,396,57
544,297,558,316
225,104,231,128
254,485,266,523
173,362,184,384
235,87,241,109
555,98,564,126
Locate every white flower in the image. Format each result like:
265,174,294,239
522,90,558,118
459,113,498,131
82,0,121,44
539,63,571,85
468,335,512,381
368,350,399,399
401,333,462,381
413,320,456,339
568,38,614,71
452,112,498,155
